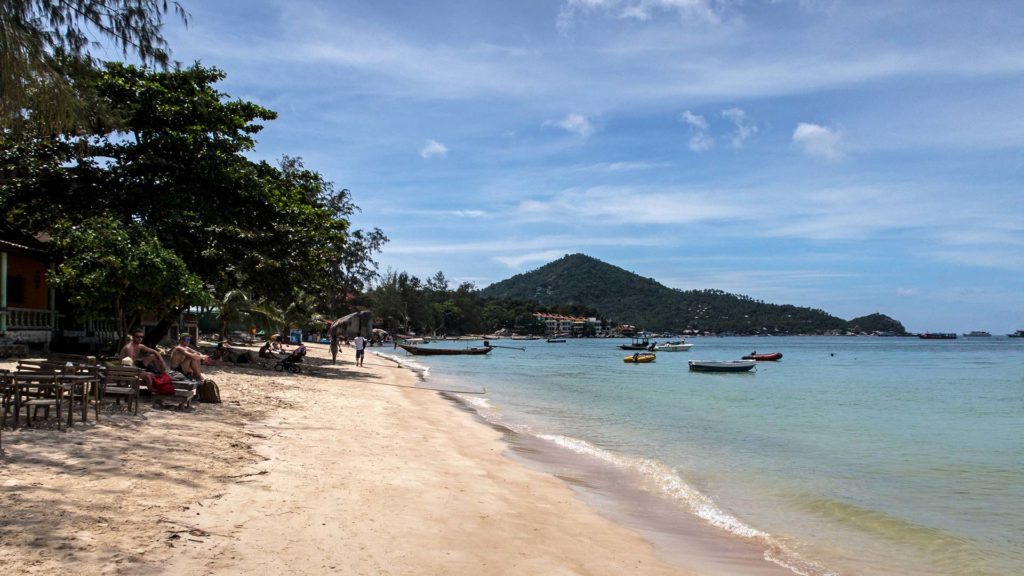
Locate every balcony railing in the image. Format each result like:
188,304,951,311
1,307,55,330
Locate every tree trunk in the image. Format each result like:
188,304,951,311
144,308,185,348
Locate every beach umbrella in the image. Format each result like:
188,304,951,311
329,310,373,339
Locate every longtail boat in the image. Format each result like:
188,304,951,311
742,352,783,361
398,344,492,356
688,360,756,373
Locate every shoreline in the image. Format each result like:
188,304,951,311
1,344,703,575
386,347,799,576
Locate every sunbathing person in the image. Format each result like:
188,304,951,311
119,327,170,388
258,340,274,357
170,335,210,382
215,341,259,364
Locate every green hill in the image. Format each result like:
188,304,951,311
480,254,906,335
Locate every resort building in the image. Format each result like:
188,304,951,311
532,313,603,337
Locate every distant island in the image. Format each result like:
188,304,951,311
480,254,907,336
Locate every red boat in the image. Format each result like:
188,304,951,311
742,352,783,361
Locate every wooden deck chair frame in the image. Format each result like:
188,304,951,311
101,366,144,414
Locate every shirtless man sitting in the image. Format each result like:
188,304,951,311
119,327,169,388
170,334,210,382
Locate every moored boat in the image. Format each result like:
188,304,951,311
742,352,783,361
918,333,957,339
619,336,651,350
654,341,693,352
963,331,991,337
623,352,656,363
1008,330,1024,338
398,344,492,356
546,338,567,343
688,360,757,372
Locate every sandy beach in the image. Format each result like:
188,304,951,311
1,343,700,575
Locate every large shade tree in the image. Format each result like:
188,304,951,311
1,61,385,346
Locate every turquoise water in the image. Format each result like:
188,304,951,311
386,336,1024,576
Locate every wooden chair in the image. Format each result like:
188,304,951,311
101,366,143,414
11,371,64,430
15,360,48,372
1,370,12,448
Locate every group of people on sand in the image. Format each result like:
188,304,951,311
119,327,371,393
119,327,213,388
329,333,367,367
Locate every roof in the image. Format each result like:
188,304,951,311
0,238,48,255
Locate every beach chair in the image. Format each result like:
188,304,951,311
101,366,144,414
11,371,64,430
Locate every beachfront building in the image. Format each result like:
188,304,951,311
0,237,55,351
1,234,123,354
532,313,603,337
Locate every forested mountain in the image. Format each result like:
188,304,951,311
480,254,906,335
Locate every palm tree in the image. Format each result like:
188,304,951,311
214,290,284,341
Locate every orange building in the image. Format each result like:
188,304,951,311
1,238,54,342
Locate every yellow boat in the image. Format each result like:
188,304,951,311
623,352,656,363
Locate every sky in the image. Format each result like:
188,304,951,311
143,0,1023,333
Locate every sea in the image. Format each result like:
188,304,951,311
378,336,1024,576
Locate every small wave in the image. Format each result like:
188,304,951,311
461,395,494,411
372,350,430,379
536,433,836,576
537,434,766,538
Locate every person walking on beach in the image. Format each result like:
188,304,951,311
330,336,339,364
353,334,367,367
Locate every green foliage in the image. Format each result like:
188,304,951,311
367,269,599,336
48,215,205,335
847,313,907,335
1,61,385,337
480,254,904,335
1,1,189,133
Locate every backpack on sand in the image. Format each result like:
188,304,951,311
197,379,221,403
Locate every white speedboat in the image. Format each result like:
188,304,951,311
654,341,693,352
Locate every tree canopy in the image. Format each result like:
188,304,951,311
1,0,189,133
1,60,385,343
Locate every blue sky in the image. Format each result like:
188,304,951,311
149,1,1022,333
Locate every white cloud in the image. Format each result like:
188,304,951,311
515,185,748,225
896,288,920,297
449,209,487,218
793,122,844,160
721,107,757,148
558,0,721,29
545,113,596,138
493,250,568,269
574,161,667,172
680,110,713,151
680,109,708,131
419,139,449,159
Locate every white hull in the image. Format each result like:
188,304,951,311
655,343,693,352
